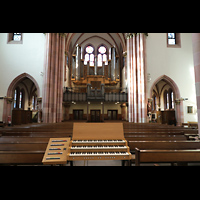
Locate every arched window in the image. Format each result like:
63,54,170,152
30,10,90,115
13,87,20,109
153,95,157,110
19,89,25,109
97,45,108,66
168,33,176,45
32,94,37,110
168,88,174,109
14,89,17,108
84,45,95,66
164,90,169,110
13,87,24,109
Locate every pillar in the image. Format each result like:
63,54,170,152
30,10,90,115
126,33,147,123
76,44,81,80
42,33,65,123
37,97,42,123
192,33,200,136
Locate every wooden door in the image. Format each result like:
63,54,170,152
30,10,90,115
108,110,118,120
91,110,101,122
73,110,83,120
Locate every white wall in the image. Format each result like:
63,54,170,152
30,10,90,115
146,33,197,122
0,33,197,123
0,33,45,121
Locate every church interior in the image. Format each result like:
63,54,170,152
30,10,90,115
0,33,200,166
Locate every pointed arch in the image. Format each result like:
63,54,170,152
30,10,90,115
6,73,40,97
150,75,180,99
3,73,40,124
149,75,183,125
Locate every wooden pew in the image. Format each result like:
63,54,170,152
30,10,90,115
125,135,187,141
129,141,200,153
124,131,185,135
0,122,74,165
0,151,44,165
0,143,47,151
135,148,200,166
0,137,49,143
1,131,72,138
124,128,198,134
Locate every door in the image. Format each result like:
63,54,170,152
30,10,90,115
108,110,118,120
73,110,83,120
91,110,101,122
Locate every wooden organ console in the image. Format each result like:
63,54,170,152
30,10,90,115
68,123,131,162
42,123,131,165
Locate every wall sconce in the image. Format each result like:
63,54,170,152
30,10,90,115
175,97,188,105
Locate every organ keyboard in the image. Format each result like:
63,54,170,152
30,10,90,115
67,123,132,162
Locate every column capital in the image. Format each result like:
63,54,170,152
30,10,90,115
125,33,148,39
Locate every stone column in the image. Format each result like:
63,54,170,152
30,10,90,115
76,44,81,80
42,33,65,123
126,33,147,123
192,33,200,136
37,97,42,123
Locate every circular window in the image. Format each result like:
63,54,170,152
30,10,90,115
98,46,106,54
86,46,94,54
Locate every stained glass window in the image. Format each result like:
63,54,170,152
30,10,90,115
98,45,108,66
98,54,102,66
168,33,176,45
86,46,94,54
103,54,107,62
13,33,22,41
98,46,106,54
171,91,174,109
19,91,22,109
84,53,89,63
14,90,17,108
166,93,169,109
84,45,95,66
90,54,94,66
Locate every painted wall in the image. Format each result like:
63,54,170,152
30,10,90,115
0,33,197,123
146,33,197,123
0,33,45,120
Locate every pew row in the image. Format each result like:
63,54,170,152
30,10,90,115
0,151,44,165
135,148,200,166
128,141,200,153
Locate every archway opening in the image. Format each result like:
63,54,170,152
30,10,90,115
3,73,40,125
149,75,183,126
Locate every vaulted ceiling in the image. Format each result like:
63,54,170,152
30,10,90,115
65,33,126,55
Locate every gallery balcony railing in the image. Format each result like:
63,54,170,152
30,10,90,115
63,86,128,103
